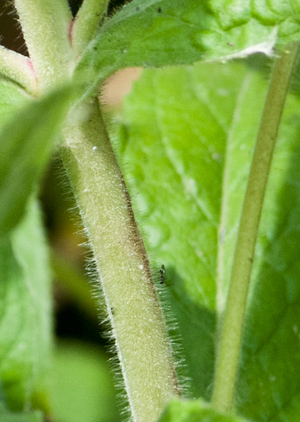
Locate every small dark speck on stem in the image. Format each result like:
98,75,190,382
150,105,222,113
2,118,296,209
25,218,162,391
159,265,166,284
158,7,162,13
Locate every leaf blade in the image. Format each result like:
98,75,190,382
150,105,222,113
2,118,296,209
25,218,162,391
0,85,72,235
157,398,250,422
0,78,30,130
113,59,300,419
76,0,300,96
0,198,52,412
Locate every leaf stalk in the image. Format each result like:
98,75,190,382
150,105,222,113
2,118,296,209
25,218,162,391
212,42,300,412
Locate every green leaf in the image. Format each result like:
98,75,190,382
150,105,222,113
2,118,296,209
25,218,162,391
0,410,43,422
157,398,249,422
76,0,300,96
115,62,266,311
0,85,72,235
50,341,119,422
0,79,30,130
163,285,216,400
113,61,265,398
0,198,52,412
114,60,300,419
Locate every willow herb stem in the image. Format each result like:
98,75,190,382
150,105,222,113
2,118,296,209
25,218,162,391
15,1,180,419
62,99,179,422
212,43,300,413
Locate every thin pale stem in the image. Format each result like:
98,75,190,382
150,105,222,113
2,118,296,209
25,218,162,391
212,42,300,413
61,99,180,422
71,0,109,56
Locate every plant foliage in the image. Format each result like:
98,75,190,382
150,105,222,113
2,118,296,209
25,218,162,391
0,0,300,421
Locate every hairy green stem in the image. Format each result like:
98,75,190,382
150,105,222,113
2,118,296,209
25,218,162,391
71,0,109,56
212,43,300,412
61,100,180,422
0,47,37,96
14,1,180,419
14,0,74,91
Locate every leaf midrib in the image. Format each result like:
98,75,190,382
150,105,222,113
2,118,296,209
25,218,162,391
216,71,254,317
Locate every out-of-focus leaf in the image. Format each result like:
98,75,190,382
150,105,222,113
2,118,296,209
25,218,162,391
50,341,119,422
114,60,300,420
0,410,43,422
50,251,98,321
0,198,52,412
76,0,300,96
157,398,249,422
0,79,29,130
0,85,73,235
